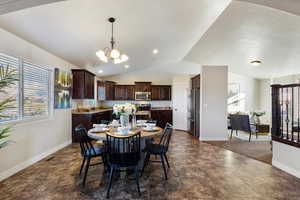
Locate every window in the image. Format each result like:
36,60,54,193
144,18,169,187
0,53,52,123
0,54,19,121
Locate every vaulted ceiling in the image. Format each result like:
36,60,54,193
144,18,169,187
1,0,300,79
186,1,300,79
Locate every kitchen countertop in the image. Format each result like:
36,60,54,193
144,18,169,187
136,110,151,116
72,108,112,115
151,107,172,111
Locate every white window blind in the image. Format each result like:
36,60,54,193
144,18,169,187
0,53,52,123
23,62,51,119
0,53,19,122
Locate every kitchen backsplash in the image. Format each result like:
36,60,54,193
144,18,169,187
100,101,172,108
72,99,98,109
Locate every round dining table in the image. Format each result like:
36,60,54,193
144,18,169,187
87,126,163,141
87,126,164,172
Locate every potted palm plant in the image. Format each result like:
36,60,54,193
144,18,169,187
0,64,18,149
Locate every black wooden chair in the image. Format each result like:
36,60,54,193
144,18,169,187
229,114,257,142
100,120,111,125
75,124,106,186
141,123,173,180
105,132,141,198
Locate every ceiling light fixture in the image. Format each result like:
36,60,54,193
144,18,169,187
124,65,130,69
250,60,262,66
98,70,103,73
96,17,129,64
153,49,159,54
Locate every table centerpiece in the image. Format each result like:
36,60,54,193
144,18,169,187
113,103,136,127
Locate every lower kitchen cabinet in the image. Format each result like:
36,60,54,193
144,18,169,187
72,110,112,143
151,109,173,128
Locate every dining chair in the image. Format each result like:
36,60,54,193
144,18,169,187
105,132,141,198
100,120,111,125
75,124,106,186
229,114,258,142
141,123,173,180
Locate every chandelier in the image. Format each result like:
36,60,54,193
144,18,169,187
96,17,129,64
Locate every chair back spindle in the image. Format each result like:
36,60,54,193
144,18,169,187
159,123,173,151
75,124,96,156
106,133,141,167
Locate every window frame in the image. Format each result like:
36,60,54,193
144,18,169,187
0,53,54,125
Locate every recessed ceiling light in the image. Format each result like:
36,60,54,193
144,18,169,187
153,49,159,54
250,60,262,66
98,70,103,73
125,65,130,69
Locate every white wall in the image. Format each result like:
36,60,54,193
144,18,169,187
272,141,300,178
0,28,79,181
257,79,272,124
104,69,173,85
228,72,260,113
172,75,191,131
200,66,228,141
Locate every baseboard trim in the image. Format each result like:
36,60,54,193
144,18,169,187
0,140,71,182
175,129,189,132
272,159,300,179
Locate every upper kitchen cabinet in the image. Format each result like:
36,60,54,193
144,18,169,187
72,69,95,99
135,82,151,92
151,86,160,100
97,81,115,100
151,85,172,100
115,85,135,100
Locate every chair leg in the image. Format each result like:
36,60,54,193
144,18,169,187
164,153,170,168
256,131,258,139
134,166,141,196
236,130,238,136
230,129,233,139
249,132,252,142
106,167,115,198
102,154,109,173
79,157,86,175
141,153,150,177
82,157,91,186
160,154,168,180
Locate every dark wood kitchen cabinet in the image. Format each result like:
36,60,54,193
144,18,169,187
115,85,135,100
72,110,113,142
72,69,95,99
105,81,115,100
135,82,151,92
126,85,135,100
97,81,116,100
114,85,126,100
151,85,172,100
151,86,160,100
160,86,171,100
151,109,173,128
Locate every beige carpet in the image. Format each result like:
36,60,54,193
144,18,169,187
205,137,272,165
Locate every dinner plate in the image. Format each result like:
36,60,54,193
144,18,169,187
143,127,159,132
90,128,109,133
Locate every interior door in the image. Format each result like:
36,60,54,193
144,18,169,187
190,89,195,135
195,88,200,138
173,83,189,130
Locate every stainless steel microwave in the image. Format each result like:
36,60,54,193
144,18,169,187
135,92,151,101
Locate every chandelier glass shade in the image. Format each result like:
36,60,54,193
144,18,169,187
96,18,129,64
